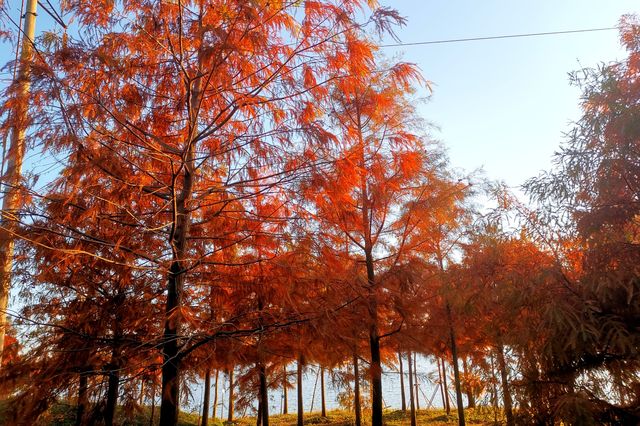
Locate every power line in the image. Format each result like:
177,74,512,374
37,0,66,29
380,26,618,48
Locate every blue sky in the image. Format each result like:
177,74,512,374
378,1,639,192
1,1,638,193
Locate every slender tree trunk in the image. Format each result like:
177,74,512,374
228,368,235,423
259,363,269,426
496,344,514,426
407,352,416,426
105,363,120,426
437,357,446,411
441,358,450,415
0,0,37,367
212,370,219,419
364,247,383,426
398,352,407,412
201,369,211,426
257,402,262,426
140,380,145,407
353,353,362,426
297,355,304,426
462,358,475,409
489,353,499,425
413,354,420,411
447,304,465,426
283,364,288,415
150,381,156,426
75,371,89,426
320,367,326,417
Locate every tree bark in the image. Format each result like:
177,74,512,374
297,355,304,426
320,367,326,417
283,364,288,415
259,363,269,426
447,303,465,426
437,357,446,412
407,352,416,426
496,344,514,426
462,358,475,409
201,369,211,426
413,354,420,411
364,246,383,426
212,370,219,419
75,370,89,426
227,368,235,423
256,402,262,426
150,381,156,426
353,353,362,426
441,358,450,415
105,363,120,426
399,352,407,412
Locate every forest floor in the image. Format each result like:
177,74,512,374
2,402,498,425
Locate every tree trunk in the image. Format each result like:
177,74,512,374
441,358,450,415
159,14,204,421
353,353,362,426
201,369,211,426
140,380,145,407
413,354,420,411
462,358,475,409
257,402,262,426
150,381,156,426
75,371,89,426
320,367,326,417
407,352,416,426
259,363,269,426
364,247,383,426
437,357,446,411
283,364,288,415
228,368,235,423
399,352,407,412
447,304,465,426
297,355,304,426
489,353,499,425
496,344,514,426
212,370,219,419
105,363,120,426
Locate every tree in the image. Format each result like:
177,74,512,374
523,15,640,424
301,53,430,424
3,2,403,424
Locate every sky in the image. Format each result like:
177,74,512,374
2,1,639,194
377,0,639,193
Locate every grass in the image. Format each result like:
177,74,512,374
0,401,499,425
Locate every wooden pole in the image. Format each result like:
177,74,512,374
0,0,37,366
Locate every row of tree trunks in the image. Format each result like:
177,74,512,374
73,365,120,426
76,356,503,426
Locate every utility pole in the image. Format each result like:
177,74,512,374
0,0,37,365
